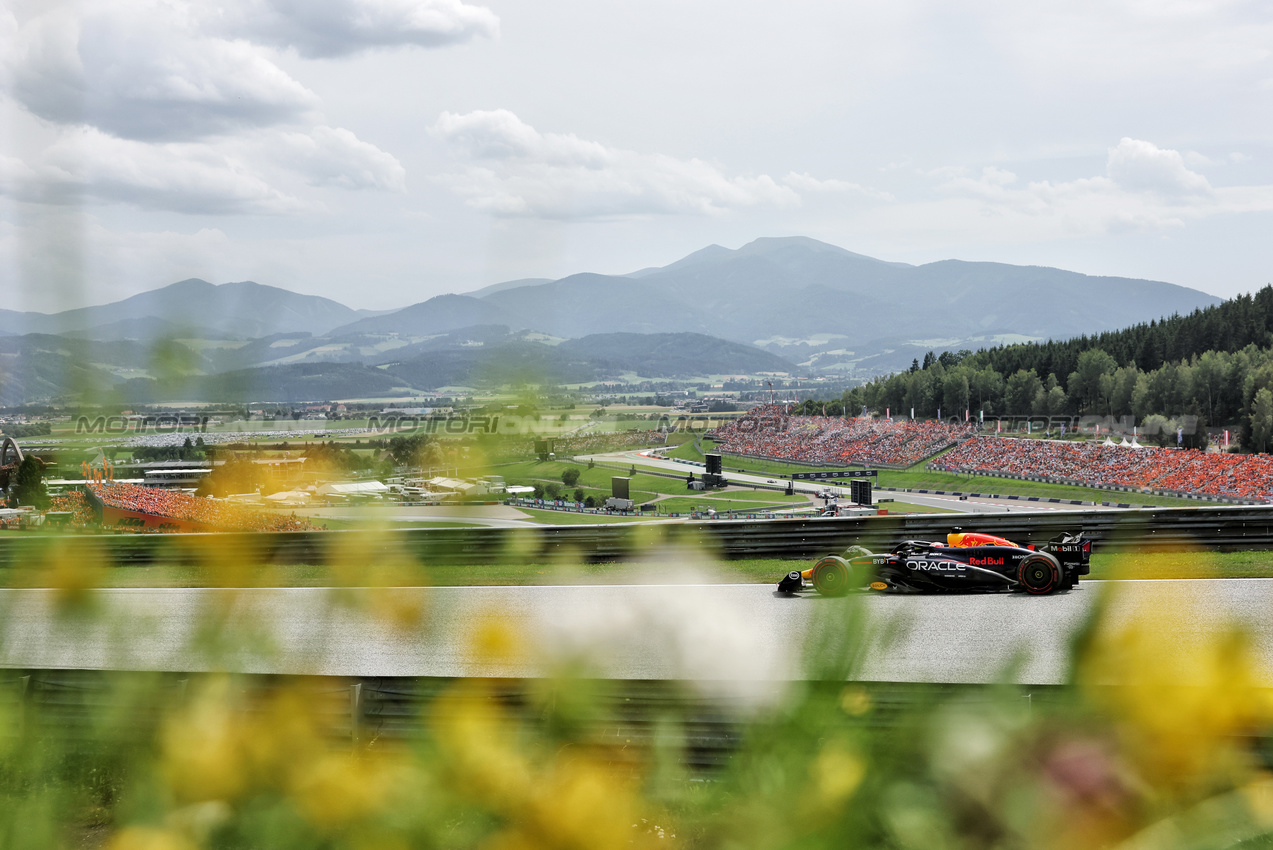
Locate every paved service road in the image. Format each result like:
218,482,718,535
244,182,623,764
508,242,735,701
5,579,1273,688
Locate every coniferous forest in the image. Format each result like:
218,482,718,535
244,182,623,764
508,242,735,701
812,285,1273,451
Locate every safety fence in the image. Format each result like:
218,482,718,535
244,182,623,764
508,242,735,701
6,504,1273,568
0,668,1066,773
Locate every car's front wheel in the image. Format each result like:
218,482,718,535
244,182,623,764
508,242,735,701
1018,553,1061,595
812,556,852,597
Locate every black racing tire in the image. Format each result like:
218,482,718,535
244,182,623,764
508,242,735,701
1018,553,1061,595
812,556,852,597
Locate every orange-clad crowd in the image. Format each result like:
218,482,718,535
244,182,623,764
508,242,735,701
709,405,976,467
50,491,96,526
89,482,317,531
934,436,1273,501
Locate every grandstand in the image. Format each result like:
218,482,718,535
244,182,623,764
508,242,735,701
86,482,316,532
935,436,1273,503
708,405,974,468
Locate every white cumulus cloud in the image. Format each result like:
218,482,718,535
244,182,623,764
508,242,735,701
1106,136,1213,196
432,109,802,219
783,172,894,201
273,126,406,191
0,1,417,215
6,3,319,142
217,0,500,58
0,125,405,215
914,137,1273,242
36,128,308,215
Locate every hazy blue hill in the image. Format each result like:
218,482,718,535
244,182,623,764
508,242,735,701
480,273,709,337
0,308,35,337
327,293,509,336
116,362,416,404
557,332,796,376
0,334,202,405
464,237,1220,358
1,279,366,339
466,277,554,297
382,341,601,389
899,260,1224,339
0,236,1228,399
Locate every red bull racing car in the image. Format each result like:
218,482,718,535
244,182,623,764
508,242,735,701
777,531,1091,597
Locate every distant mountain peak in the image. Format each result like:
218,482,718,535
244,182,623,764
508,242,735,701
734,235,914,267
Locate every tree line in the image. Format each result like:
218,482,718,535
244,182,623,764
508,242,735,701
809,285,1273,451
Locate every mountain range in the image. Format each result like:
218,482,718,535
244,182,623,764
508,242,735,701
0,237,1224,403
0,279,389,339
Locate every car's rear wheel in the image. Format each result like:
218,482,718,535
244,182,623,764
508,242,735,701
1018,553,1061,595
812,556,851,597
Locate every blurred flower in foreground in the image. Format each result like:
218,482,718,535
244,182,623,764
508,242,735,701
1076,580,1273,793
27,537,107,610
432,679,671,849
106,825,197,850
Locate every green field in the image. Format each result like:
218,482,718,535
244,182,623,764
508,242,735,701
514,508,654,524
871,467,1219,507
655,438,1226,508
650,496,805,514
496,459,806,510
878,500,958,514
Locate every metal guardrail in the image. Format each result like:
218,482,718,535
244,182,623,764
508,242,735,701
1,669,1070,772
4,504,1273,568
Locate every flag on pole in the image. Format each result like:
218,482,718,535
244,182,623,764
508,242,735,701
996,420,1001,433
965,409,969,422
1225,429,1230,447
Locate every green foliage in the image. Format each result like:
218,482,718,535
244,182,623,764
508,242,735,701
9,455,50,509
561,467,581,487
1251,389,1273,453
303,442,373,475
835,337,1273,454
1004,369,1042,414
132,437,205,463
825,287,1273,448
195,455,268,497
385,433,442,469
0,422,52,438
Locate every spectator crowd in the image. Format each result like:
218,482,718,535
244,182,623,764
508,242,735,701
935,437,1273,502
708,406,975,467
49,491,96,527
89,482,316,532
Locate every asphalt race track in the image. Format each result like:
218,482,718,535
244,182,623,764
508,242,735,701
5,579,1273,688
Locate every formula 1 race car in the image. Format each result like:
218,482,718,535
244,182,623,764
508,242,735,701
777,531,1092,597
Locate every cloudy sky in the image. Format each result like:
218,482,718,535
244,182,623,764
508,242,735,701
2,0,1272,313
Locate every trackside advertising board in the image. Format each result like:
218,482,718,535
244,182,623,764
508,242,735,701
791,470,878,480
